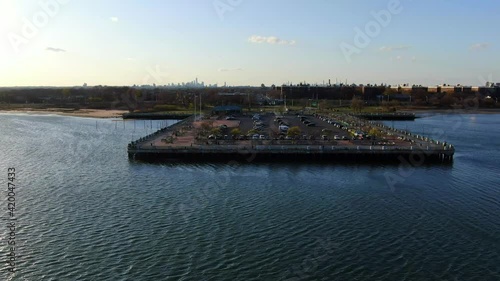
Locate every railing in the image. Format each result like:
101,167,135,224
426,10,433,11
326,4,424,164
129,144,454,154
127,115,194,149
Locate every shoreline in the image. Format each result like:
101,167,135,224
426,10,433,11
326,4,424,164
0,108,128,118
1,107,500,119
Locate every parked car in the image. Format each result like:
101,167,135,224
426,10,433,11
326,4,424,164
334,135,341,140
279,125,289,132
306,123,315,127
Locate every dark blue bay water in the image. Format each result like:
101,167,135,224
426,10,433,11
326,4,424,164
0,112,499,280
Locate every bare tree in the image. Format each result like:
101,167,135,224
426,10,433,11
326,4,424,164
351,97,364,113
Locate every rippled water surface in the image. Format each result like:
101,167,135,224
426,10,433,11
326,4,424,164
0,112,499,280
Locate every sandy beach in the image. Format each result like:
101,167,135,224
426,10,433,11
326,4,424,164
0,108,128,118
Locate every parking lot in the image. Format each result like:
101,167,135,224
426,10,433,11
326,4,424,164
205,112,377,146
149,111,434,149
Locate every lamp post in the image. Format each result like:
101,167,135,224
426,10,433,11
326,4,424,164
194,94,197,120
248,92,251,112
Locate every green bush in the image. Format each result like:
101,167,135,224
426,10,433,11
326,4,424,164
287,126,301,136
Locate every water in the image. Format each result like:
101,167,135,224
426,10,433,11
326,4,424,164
0,112,499,280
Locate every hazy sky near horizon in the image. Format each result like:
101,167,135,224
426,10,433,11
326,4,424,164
0,0,499,87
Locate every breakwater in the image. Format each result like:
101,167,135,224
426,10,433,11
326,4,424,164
122,112,192,120
353,113,417,120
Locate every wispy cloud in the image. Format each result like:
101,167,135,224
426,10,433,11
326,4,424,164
248,35,296,45
470,43,490,51
110,17,119,22
218,68,243,72
46,47,66,53
379,45,411,52
389,55,418,63
389,55,406,62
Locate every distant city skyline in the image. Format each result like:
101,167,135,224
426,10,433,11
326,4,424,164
1,0,499,87
2,78,499,89
95,79,500,88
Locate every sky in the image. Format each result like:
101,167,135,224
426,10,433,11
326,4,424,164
0,0,499,87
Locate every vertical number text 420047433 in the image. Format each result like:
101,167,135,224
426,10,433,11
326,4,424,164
6,168,17,273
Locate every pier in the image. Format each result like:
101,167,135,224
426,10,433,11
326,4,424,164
127,113,454,164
